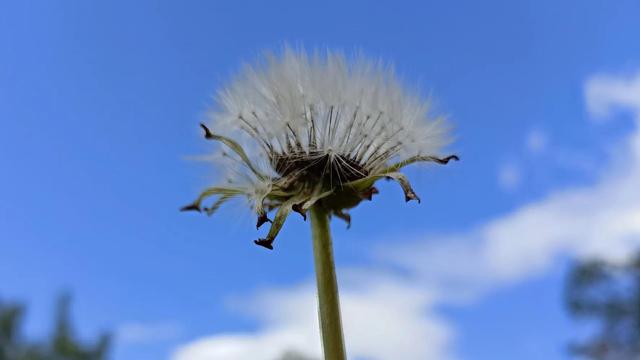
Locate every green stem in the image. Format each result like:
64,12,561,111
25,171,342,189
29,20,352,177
310,205,347,360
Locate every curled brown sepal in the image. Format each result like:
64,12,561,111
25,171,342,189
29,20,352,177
199,123,214,139
385,172,421,203
204,194,236,216
181,186,245,215
344,171,421,204
292,189,333,218
256,212,272,229
334,210,351,229
254,238,274,250
404,189,421,203
432,154,460,164
292,203,307,221
253,195,304,250
180,203,201,212
360,187,379,201
383,154,460,173
198,123,266,180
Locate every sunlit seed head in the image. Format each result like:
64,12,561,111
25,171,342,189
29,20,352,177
183,47,459,249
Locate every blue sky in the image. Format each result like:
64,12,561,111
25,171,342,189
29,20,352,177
2,1,640,359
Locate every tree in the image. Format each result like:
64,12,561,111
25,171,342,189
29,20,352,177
0,294,110,360
565,254,640,359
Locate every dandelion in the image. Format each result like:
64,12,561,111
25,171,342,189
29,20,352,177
182,47,458,359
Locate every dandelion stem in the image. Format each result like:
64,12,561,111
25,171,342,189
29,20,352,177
310,205,346,360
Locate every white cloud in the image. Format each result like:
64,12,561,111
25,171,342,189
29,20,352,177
497,162,522,192
386,72,640,298
172,71,640,360
173,278,454,360
525,128,548,154
117,322,183,344
585,71,640,119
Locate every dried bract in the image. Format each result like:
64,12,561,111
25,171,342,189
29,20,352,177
182,48,458,249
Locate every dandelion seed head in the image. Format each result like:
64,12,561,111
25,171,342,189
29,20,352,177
183,47,458,249
213,49,449,165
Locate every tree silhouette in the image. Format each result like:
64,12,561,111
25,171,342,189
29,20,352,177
0,301,34,360
0,294,110,360
565,254,640,359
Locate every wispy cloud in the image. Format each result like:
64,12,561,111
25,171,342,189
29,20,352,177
173,279,454,360
525,128,548,155
497,161,522,192
585,71,640,119
385,71,640,298
172,71,640,360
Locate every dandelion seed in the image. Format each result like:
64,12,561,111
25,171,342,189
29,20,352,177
182,47,458,249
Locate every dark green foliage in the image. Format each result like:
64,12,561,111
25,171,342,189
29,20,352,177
565,254,640,359
0,295,110,360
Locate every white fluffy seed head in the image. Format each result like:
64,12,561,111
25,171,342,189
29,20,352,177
186,47,458,249
208,47,451,175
